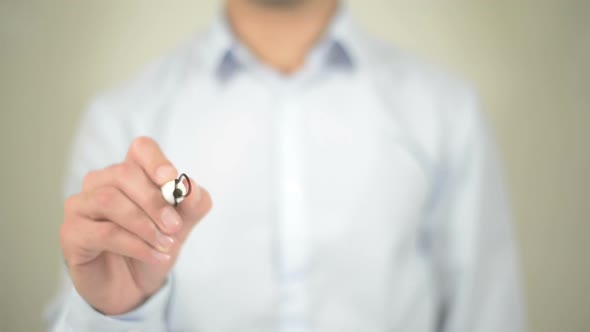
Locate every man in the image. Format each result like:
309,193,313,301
48,0,525,331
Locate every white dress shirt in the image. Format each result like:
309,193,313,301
47,6,525,332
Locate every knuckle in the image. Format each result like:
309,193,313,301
130,136,154,156
63,195,78,215
59,222,80,260
93,187,118,209
82,170,99,189
113,163,132,179
58,222,72,246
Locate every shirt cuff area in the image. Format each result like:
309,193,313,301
65,278,172,332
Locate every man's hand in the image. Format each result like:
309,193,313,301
60,137,212,315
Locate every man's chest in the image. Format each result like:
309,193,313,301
148,79,435,330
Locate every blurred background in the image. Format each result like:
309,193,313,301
0,1,588,331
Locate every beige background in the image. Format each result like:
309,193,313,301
1,1,589,331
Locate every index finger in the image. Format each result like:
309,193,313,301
126,136,178,185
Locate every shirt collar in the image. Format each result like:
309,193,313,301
201,3,361,81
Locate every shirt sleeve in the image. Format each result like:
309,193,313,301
428,89,526,332
49,275,173,332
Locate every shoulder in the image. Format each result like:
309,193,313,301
88,36,204,124
356,32,487,165
360,33,478,114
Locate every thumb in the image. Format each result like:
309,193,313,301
175,178,213,242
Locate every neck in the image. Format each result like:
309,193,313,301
226,0,338,74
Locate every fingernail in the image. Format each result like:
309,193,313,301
161,206,182,232
155,165,177,184
156,232,175,252
152,250,171,263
